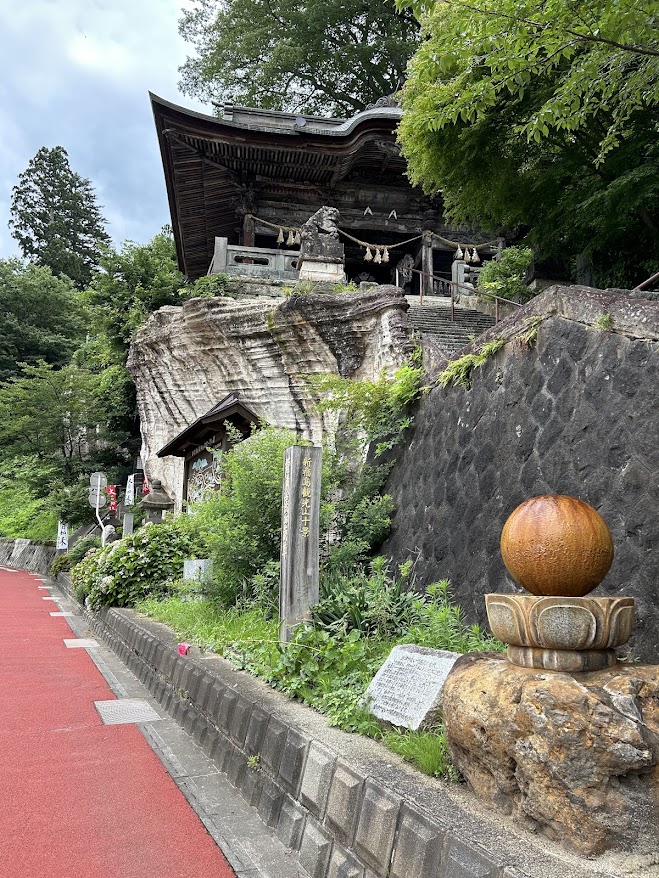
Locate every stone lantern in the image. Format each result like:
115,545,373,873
139,479,174,524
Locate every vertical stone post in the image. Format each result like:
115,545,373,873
279,446,322,643
122,513,134,537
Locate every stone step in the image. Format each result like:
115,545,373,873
405,299,496,353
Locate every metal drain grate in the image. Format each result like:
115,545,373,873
95,699,161,725
63,639,98,649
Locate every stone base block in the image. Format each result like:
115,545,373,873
443,654,659,856
298,259,346,284
486,594,634,653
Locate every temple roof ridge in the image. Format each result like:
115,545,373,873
150,92,401,137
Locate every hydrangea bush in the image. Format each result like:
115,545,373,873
71,519,206,608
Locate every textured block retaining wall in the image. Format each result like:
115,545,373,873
0,538,56,576
384,286,659,663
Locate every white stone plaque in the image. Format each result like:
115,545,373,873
365,644,460,731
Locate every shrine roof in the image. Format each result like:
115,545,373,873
156,392,260,458
150,93,409,280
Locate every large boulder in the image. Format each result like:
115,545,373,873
443,653,659,856
128,285,413,508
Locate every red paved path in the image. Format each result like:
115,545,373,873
0,567,235,878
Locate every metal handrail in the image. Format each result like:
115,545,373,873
403,267,522,323
634,270,659,292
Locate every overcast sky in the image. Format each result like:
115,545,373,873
0,0,207,259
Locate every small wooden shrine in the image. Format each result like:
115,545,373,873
156,392,259,505
151,94,501,294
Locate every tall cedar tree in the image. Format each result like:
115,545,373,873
178,0,420,115
9,146,111,289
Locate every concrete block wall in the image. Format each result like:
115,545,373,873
0,538,57,576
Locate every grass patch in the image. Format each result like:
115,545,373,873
383,727,460,781
136,597,280,675
137,579,503,783
438,338,505,390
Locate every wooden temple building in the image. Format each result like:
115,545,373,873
150,94,501,295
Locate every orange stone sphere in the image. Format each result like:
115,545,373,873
500,495,614,597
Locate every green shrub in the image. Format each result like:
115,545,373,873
310,351,424,457
50,554,72,576
50,534,102,577
188,427,309,607
68,534,102,565
477,246,534,303
180,273,233,300
71,519,206,608
314,558,421,637
269,624,385,734
405,580,505,653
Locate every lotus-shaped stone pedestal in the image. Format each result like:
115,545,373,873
485,593,634,671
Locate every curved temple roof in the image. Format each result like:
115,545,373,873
150,93,416,280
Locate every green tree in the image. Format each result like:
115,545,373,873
9,146,110,288
178,0,420,115
85,231,185,352
0,259,85,381
397,0,659,286
0,361,126,480
477,247,534,302
189,427,306,605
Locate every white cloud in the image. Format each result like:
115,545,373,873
67,34,134,80
0,0,208,259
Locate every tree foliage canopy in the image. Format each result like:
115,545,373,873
85,231,185,352
0,260,85,381
0,362,116,473
397,0,659,286
9,146,110,289
179,0,420,115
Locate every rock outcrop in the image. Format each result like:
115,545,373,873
443,653,659,856
127,285,413,507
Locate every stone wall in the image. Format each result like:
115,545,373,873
383,286,659,663
0,538,57,576
128,285,412,509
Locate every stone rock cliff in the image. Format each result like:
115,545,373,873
128,285,413,508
